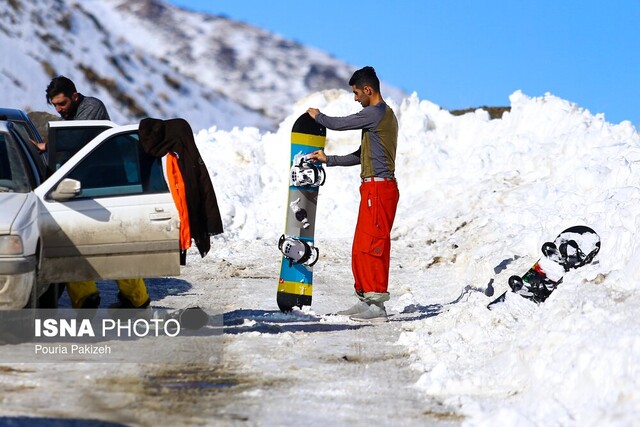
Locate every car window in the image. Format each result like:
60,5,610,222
0,133,31,193
11,121,36,143
63,131,167,198
50,126,111,170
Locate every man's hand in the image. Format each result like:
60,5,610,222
307,150,327,163
30,138,46,153
307,108,320,119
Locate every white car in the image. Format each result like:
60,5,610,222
0,117,180,309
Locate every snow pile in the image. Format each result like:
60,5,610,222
193,89,640,425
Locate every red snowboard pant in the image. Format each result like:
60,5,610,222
352,179,400,295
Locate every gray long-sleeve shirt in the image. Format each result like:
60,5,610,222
315,102,398,179
71,94,110,121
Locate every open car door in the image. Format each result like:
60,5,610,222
34,123,180,284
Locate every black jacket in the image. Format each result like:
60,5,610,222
139,118,223,258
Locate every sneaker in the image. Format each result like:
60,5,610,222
349,303,388,323
335,301,369,316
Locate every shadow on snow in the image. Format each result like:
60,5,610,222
56,277,194,309
223,309,371,334
391,280,496,322
0,417,127,427
390,303,444,322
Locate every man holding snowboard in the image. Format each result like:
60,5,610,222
307,66,399,322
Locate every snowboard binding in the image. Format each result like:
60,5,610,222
554,225,601,270
506,241,564,302
543,238,599,271
558,239,596,269
278,235,319,268
290,157,326,187
541,241,562,262
508,271,558,303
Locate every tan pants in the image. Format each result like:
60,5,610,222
66,278,149,308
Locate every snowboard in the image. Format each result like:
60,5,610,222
487,225,601,309
276,113,326,312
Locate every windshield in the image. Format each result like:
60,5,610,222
0,133,31,193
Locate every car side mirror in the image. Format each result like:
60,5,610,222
50,178,81,201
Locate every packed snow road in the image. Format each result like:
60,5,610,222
0,239,461,426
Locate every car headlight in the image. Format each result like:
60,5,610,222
0,235,23,255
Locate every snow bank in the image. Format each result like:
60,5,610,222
193,89,640,426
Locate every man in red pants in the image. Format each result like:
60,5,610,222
308,66,399,322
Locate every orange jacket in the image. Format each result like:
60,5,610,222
166,153,191,262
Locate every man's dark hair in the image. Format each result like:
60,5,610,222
46,76,77,105
349,66,380,93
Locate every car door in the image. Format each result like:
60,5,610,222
34,124,180,284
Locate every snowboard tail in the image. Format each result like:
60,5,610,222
277,113,326,312
277,283,313,312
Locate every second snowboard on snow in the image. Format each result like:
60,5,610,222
488,225,601,308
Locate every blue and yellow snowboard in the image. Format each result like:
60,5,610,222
277,113,326,312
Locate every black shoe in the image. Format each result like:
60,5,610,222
109,292,150,309
80,293,101,309
76,293,101,320
108,293,151,322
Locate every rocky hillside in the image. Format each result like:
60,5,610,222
0,0,389,131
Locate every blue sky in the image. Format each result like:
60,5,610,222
169,1,639,125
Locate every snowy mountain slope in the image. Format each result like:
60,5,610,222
0,0,399,131
0,0,272,130
99,0,368,122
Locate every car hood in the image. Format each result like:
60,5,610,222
0,193,29,234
